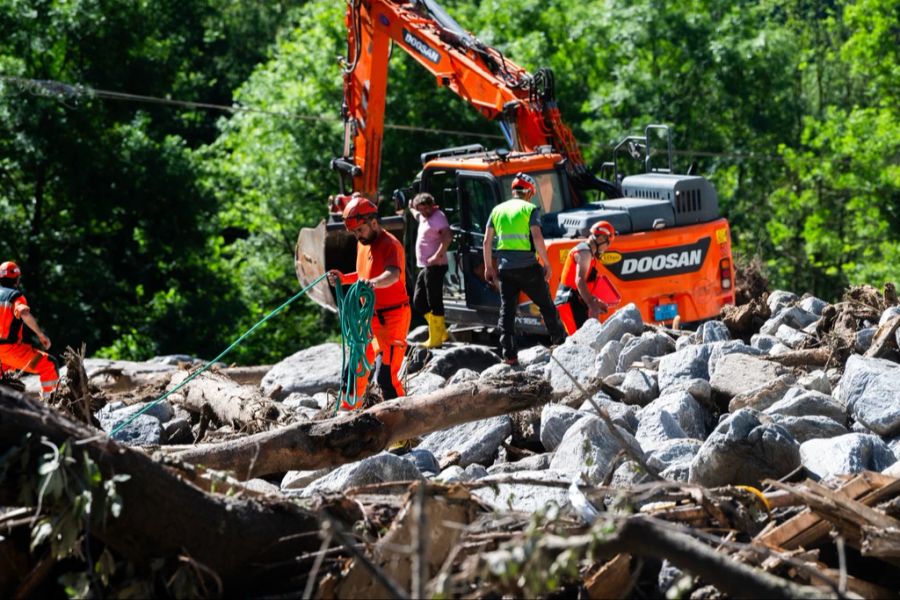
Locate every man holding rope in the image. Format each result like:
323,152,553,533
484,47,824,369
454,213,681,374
327,197,411,410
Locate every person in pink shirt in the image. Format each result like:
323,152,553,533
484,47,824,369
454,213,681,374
409,193,452,348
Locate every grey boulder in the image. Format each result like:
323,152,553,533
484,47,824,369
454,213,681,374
769,415,848,444
540,404,588,452
472,470,572,513
699,320,731,343
799,296,828,316
647,438,703,473
569,303,643,352
550,415,644,484
418,415,512,467
407,371,446,395
710,353,788,400
487,453,552,475
837,355,900,436
800,434,897,479
402,448,441,475
301,452,422,496
620,368,659,406
634,392,708,453
616,332,675,373
707,340,764,378
261,343,343,399
767,290,799,314
690,409,800,487
658,344,714,392
595,339,624,378
548,342,598,395
763,389,847,424
578,395,640,433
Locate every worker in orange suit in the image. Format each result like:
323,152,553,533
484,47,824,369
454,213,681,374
327,197,411,410
555,221,618,335
0,261,60,396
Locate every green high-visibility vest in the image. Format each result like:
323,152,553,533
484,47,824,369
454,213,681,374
490,199,535,251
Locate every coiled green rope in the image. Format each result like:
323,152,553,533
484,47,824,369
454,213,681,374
334,279,376,413
110,274,328,437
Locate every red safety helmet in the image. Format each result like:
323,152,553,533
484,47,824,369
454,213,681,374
0,261,21,279
589,221,615,244
342,196,378,230
511,172,536,197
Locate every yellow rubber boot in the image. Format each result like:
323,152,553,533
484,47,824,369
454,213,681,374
433,315,449,344
418,313,431,348
421,313,442,349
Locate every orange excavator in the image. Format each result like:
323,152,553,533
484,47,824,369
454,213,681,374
296,0,735,336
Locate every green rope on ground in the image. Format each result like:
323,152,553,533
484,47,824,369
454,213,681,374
110,274,328,437
334,279,376,413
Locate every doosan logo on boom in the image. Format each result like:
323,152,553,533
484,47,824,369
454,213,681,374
403,30,440,64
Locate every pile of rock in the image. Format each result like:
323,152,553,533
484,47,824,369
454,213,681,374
68,286,900,506
248,288,899,509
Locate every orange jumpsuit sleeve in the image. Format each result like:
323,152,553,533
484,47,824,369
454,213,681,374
337,272,359,285
12,296,28,318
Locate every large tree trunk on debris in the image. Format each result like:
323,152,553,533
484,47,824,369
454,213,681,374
167,369,281,433
0,387,319,586
172,373,551,480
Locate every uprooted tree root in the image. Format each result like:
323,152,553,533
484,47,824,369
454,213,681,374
733,254,770,307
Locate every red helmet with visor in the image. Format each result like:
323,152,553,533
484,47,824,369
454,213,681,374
0,261,21,279
510,172,536,197
342,197,378,230
589,221,615,244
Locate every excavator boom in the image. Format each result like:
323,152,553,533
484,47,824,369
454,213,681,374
333,0,590,202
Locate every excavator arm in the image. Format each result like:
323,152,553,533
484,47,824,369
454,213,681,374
332,0,603,206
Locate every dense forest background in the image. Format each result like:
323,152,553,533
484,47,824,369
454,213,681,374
1,0,898,364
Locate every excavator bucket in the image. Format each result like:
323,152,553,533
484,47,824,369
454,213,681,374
296,215,407,313
295,221,349,312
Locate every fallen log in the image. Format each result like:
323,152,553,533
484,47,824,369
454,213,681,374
864,315,900,359
0,387,320,587
171,373,551,479
166,369,281,433
762,347,834,368
220,364,272,386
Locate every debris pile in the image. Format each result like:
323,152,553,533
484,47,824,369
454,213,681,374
2,284,900,597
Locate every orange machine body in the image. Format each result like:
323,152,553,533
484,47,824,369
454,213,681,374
544,219,735,324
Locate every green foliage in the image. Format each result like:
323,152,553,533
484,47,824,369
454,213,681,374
0,0,288,362
26,437,130,561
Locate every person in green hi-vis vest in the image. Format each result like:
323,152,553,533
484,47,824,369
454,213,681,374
482,173,567,365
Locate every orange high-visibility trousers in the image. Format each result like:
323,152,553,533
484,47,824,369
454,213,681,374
346,305,411,408
0,342,59,393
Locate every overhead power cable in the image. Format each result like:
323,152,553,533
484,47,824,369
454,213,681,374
0,74,506,140
0,74,777,161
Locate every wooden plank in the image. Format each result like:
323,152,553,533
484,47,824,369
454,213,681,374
800,479,900,530
758,475,875,549
584,553,633,600
861,525,900,558
758,472,900,550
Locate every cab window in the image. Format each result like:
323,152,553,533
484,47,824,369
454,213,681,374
459,176,498,236
422,169,459,226
499,170,565,215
